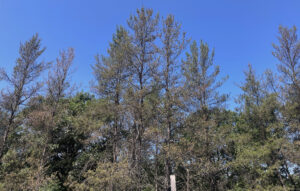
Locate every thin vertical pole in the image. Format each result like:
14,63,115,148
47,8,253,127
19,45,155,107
170,175,176,191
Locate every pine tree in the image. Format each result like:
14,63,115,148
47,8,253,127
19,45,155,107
159,14,188,190
92,26,133,191
179,40,228,190
272,25,300,189
229,64,293,190
127,7,159,190
0,34,48,160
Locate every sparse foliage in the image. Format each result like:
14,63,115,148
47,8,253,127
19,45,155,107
0,10,299,191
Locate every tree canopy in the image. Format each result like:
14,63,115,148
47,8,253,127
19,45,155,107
0,7,300,191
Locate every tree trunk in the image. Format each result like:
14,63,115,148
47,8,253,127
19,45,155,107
186,169,190,191
0,111,15,159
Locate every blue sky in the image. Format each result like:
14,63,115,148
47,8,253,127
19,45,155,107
0,0,300,107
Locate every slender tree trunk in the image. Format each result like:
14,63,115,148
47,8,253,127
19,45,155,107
284,161,296,188
110,93,120,191
165,66,171,191
0,111,15,159
137,131,142,191
186,168,190,191
136,70,144,191
278,170,287,191
165,119,171,190
155,127,159,191
113,94,120,163
0,127,9,159
131,123,137,168
111,125,116,191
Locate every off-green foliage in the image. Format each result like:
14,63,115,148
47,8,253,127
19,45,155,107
0,8,299,191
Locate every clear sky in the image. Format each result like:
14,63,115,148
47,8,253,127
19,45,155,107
0,0,300,108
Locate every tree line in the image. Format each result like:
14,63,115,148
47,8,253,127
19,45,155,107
0,7,300,191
